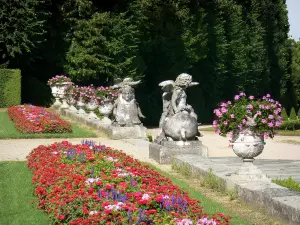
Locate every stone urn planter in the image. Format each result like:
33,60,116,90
57,82,72,109
230,115,268,180
77,98,87,115
232,130,264,163
98,100,114,124
50,85,62,108
86,100,99,120
67,97,77,112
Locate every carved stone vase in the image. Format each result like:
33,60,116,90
231,125,267,180
77,98,86,115
232,128,264,163
58,82,71,109
98,100,114,124
86,100,99,120
50,85,61,108
67,97,77,112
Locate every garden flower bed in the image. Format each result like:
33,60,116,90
27,141,231,225
8,105,72,134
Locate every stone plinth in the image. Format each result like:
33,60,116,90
108,126,147,140
149,141,208,164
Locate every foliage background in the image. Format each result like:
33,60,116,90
0,0,299,125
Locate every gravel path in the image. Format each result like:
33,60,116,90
0,129,299,161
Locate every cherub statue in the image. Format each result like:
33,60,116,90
156,73,200,143
111,78,145,127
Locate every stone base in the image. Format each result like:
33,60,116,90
149,141,208,164
108,126,147,140
228,161,270,182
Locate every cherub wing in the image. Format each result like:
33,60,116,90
188,82,199,87
159,80,174,93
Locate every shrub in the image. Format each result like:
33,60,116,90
281,107,289,121
290,107,297,120
279,120,300,131
0,69,21,107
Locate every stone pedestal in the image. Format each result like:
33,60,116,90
149,141,208,164
108,125,147,140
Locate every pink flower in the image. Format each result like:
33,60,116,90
257,111,262,116
275,121,282,127
249,96,254,100
265,105,271,110
221,107,228,113
268,115,274,120
266,94,271,98
227,101,232,105
234,95,240,100
247,104,253,110
215,129,221,134
223,121,228,125
262,119,267,124
230,114,235,118
239,92,246,96
259,104,265,109
242,119,247,124
268,122,274,128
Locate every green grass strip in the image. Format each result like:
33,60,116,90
0,161,50,225
147,164,251,225
0,112,97,139
272,177,300,192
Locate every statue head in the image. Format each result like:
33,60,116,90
175,73,193,88
121,85,135,102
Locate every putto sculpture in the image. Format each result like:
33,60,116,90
150,73,208,164
111,78,145,127
156,73,201,143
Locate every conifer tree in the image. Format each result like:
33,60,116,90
290,107,297,120
281,108,289,121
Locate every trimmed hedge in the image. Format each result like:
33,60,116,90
279,120,300,131
0,69,21,107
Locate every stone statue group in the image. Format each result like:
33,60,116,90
112,73,201,143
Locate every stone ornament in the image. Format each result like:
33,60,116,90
111,78,145,127
156,73,200,143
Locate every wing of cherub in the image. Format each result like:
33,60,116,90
159,80,174,93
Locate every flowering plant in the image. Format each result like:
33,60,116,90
95,86,119,105
27,140,231,224
47,75,72,86
8,105,72,133
78,85,96,103
213,93,283,139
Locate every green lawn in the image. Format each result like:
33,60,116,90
0,112,97,139
199,126,300,136
0,161,50,225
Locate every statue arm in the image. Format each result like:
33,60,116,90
171,90,180,113
136,101,145,118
